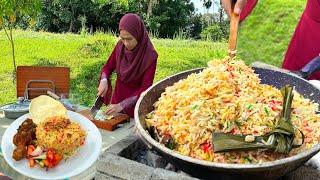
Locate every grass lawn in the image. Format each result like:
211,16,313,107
0,30,228,106
238,0,306,66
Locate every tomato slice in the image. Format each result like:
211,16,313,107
29,159,35,167
200,142,212,153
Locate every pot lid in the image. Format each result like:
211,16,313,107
1,97,30,112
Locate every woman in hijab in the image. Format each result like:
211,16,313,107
97,13,158,118
221,0,320,79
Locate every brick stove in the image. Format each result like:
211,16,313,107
95,135,320,180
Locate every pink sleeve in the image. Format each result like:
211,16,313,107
99,46,118,105
240,0,258,22
100,47,117,80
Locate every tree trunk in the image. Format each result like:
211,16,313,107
9,28,16,75
137,0,141,14
212,0,214,13
3,25,17,81
69,20,74,32
147,0,155,18
219,1,223,26
69,0,75,32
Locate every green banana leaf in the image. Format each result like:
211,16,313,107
212,85,304,153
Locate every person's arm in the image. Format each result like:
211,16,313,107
239,0,258,22
221,0,258,22
100,48,117,80
119,60,157,110
97,46,117,97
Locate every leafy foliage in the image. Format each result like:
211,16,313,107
129,0,195,38
36,0,128,33
200,23,224,41
0,0,42,76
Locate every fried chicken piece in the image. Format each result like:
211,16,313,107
13,118,36,146
12,144,27,161
13,130,34,146
12,118,37,161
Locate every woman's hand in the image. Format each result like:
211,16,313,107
221,0,247,17
97,79,108,97
105,104,123,115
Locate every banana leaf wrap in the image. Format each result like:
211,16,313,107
213,85,305,153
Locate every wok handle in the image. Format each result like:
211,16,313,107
228,0,240,58
299,55,320,79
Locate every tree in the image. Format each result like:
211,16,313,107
0,0,41,78
200,23,224,41
189,13,202,39
37,0,128,33
146,0,194,38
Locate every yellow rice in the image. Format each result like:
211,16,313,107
146,59,320,164
36,116,86,156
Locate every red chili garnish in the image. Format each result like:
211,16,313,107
200,142,212,153
269,99,281,111
227,65,234,71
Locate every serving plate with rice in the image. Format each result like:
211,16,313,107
1,96,102,180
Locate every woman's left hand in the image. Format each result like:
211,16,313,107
105,104,123,115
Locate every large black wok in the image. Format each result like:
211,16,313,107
134,58,320,180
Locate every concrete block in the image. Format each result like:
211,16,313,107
95,172,121,180
97,153,153,180
105,135,139,156
151,168,198,180
284,165,320,180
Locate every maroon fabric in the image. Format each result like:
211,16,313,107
239,0,320,79
116,13,158,83
240,0,258,22
282,0,320,80
99,13,158,117
100,49,157,117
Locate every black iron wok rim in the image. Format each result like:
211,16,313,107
134,67,320,170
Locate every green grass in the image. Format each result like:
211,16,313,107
0,30,227,106
238,0,306,66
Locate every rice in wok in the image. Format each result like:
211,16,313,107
145,59,320,164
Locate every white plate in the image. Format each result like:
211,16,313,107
1,111,102,180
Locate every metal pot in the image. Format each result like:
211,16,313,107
0,97,30,119
134,62,320,180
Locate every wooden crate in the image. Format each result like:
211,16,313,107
16,66,70,99
78,109,130,131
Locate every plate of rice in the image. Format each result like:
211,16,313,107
1,96,102,180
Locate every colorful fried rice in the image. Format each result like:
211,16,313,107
36,116,86,156
145,59,320,164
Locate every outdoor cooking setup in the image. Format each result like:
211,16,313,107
2,61,320,180
2,4,320,179
130,5,320,179
133,59,320,180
